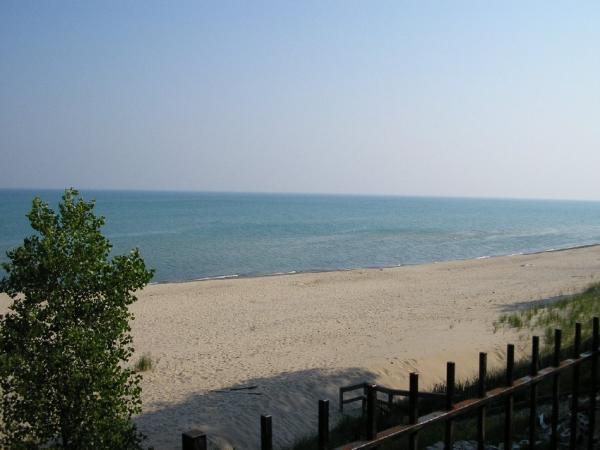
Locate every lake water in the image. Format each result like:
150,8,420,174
1,189,600,283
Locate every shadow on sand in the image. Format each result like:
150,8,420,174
495,293,569,313
135,366,377,450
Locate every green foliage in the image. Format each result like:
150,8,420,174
0,189,154,449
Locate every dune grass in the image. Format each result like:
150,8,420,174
495,282,600,349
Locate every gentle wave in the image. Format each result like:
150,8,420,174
148,243,599,284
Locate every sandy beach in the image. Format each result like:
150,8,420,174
2,245,600,448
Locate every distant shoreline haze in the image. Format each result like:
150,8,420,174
1,189,600,283
2,187,600,203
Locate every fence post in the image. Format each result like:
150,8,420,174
318,399,329,449
505,344,515,449
445,362,455,450
529,336,540,449
477,352,487,450
409,372,419,450
182,429,207,450
551,329,562,450
589,317,599,450
570,323,582,449
339,387,344,412
366,384,377,440
261,415,272,450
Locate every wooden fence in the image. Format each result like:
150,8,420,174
182,317,599,450
339,381,445,414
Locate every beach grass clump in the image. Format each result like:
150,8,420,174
496,282,600,347
134,353,154,372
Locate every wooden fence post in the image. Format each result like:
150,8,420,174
477,352,487,450
551,329,562,449
529,336,540,449
589,317,599,450
366,384,377,440
182,429,207,450
261,415,272,450
570,323,582,449
318,399,329,449
409,372,419,450
445,362,455,450
505,344,515,449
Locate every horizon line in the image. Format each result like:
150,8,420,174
1,186,600,204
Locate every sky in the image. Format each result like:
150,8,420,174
1,1,599,200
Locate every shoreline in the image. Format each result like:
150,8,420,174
131,245,600,448
3,245,600,449
149,242,600,285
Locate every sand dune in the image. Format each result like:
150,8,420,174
2,246,600,448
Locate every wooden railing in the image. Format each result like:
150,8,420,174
182,317,599,450
339,381,445,415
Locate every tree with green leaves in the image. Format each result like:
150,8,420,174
0,189,154,449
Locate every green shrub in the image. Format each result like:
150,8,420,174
0,189,154,449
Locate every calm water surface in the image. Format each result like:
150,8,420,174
1,190,600,283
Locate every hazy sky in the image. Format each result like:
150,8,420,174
1,1,599,200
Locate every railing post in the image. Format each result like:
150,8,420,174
551,329,562,450
366,384,377,440
445,362,455,450
529,336,540,449
409,372,419,450
589,317,599,450
570,323,582,449
182,430,207,450
318,399,329,449
261,415,272,450
339,387,344,412
505,344,515,449
477,352,487,450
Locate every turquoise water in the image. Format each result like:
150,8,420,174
1,189,600,283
